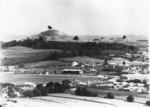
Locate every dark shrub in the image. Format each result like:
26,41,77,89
54,82,62,93
45,82,67,93
45,82,54,93
92,93,98,97
146,100,150,106
32,88,41,96
75,87,97,97
62,79,71,91
127,95,134,102
36,84,47,96
75,87,82,95
106,92,114,99
59,84,66,93
81,87,92,96
7,86,17,98
1,83,15,88
22,90,34,97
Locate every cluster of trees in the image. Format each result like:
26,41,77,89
75,86,98,97
22,80,71,97
45,80,71,93
2,38,139,59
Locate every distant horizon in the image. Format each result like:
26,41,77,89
0,31,148,42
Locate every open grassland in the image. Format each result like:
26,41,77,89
1,46,61,58
0,72,101,85
1,46,62,65
24,60,71,69
59,56,104,63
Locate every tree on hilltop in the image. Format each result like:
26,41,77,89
48,25,52,30
123,35,126,39
73,36,79,40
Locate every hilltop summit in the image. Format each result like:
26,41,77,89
31,29,72,41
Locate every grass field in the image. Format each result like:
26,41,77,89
1,46,61,58
59,56,104,63
0,46,62,65
0,72,101,85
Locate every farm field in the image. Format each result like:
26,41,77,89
0,46,62,65
1,46,61,58
24,60,71,69
0,72,101,85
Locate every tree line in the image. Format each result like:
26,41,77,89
2,38,139,59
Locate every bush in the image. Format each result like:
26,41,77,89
45,81,55,93
75,87,97,97
32,88,41,96
106,92,114,99
146,100,150,106
62,79,71,91
127,95,134,102
7,86,17,98
75,87,82,95
92,93,98,97
36,84,47,96
22,90,34,97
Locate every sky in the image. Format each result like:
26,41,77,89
0,0,149,41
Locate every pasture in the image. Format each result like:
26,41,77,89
1,46,61,58
0,72,101,85
0,46,62,65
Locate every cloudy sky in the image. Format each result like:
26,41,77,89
0,0,148,41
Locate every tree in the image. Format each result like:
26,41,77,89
32,88,41,96
123,35,126,39
127,95,134,102
48,25,52,30
18,63,25,68
73,36,79,40
62,79,71,91
122,61,126,65
36,84,47,96
106,92,114,99
45,82,54,93
104,58,108,65
38,36,45,41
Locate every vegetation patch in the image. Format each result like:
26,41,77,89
126,95,134,102
146,100,150,106
104,92,115,99
75,86,98,97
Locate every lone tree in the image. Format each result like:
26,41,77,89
48,25,52,30
104,58,108,65
73,36,79,40
123,35,126,39
123,61,126,65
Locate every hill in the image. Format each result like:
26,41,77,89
31,29,72,41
